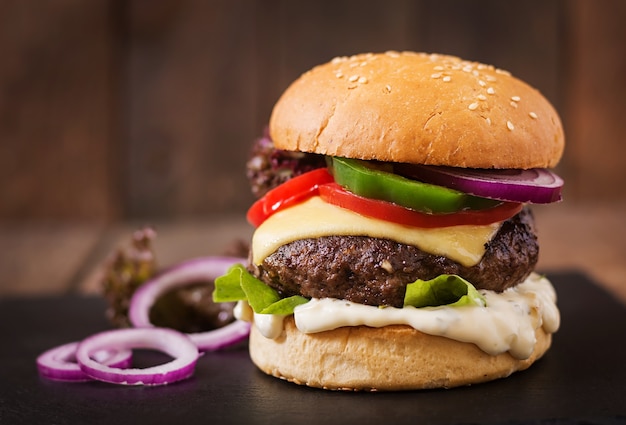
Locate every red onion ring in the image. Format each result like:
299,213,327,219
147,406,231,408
75,327,198,386
397,165,564,204
128,256,250,351
37,341,132,382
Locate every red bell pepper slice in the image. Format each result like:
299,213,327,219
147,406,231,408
246,168,334,227
246,169,522,228
318,183,523,228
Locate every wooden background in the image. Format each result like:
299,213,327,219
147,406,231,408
1,0,625,222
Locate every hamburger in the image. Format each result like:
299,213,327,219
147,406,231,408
214,51,564,391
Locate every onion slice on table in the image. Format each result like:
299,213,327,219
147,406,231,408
397,165,564,204
37,341,132,382
75,327,198,386
129,256,251,351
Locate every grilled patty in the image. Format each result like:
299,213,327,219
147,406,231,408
250,207,538,308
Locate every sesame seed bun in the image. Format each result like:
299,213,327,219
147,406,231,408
269,51,564,169
249,316,552,391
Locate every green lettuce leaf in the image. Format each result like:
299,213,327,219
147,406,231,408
259,295,309,315
213,264,308,315
212,264,247,302
403,274,486,308
214,265,485,316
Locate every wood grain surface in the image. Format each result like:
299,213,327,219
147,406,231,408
1,0,625,221
1,1,624,300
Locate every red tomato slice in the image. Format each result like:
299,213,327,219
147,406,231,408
318,183,522,228
246,168,334,227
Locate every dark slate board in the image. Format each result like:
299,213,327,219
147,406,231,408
0,271,624,425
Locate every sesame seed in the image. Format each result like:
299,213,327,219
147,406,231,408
433,65,444,71
496,68,511,76
386,51,400,58
348,75,359,82
487,87,495,95
529,112,538,119
510,101,518,108
384,85,392,93
442,76,451,82
431,73,442,79
360,61,368,67
485,117,492,125
477,94,487,101
335,71,344,78
468,102,479,110
358,76,368,84
485,75,497,82
478,80,487,87
511,96,521,102
507,121,515,131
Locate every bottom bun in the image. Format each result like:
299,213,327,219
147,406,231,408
249,317,552,391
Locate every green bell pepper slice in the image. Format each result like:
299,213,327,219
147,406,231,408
329,157,498,214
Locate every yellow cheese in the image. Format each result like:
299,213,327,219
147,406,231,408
252,197,501,267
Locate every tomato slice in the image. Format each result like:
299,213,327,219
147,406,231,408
318,183,522,228
246,168,334,227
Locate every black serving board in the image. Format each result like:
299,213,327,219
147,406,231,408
0,271,624,425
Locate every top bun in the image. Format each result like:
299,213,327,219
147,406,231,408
269,51,564,169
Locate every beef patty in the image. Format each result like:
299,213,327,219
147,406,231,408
250,207,538,308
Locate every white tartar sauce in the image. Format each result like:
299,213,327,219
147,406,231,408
235,273,560,360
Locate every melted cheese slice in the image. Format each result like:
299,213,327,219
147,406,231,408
252,196,501,267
